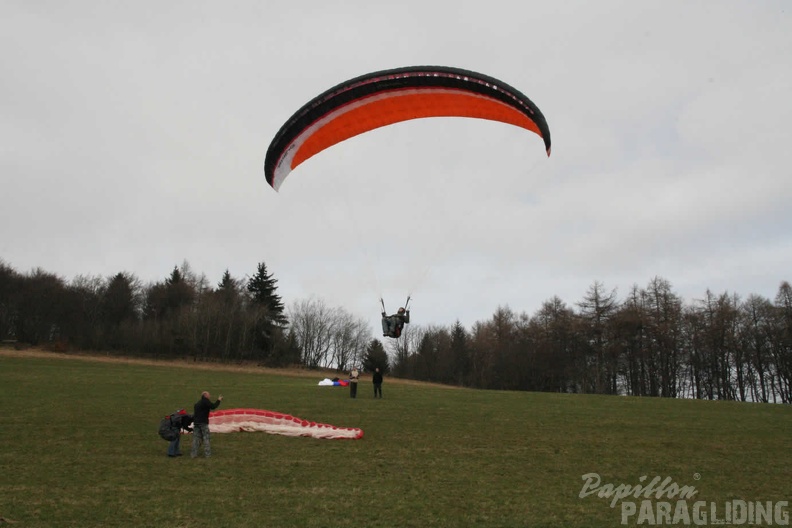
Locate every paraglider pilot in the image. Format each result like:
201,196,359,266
167,409,193,457
382,307,410,338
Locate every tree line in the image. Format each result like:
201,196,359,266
1,258,789,402
389,278,792,403
0,259,386,373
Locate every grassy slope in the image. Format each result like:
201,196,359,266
0,350,790,528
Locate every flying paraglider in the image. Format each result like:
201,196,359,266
264,65,551,191
380,297,410,339
263,67,552,331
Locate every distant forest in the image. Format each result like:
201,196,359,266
1,258,790,403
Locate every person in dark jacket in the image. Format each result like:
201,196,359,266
191,391,223,458
372,367,383,399
167,409,193,457
382,307,410,338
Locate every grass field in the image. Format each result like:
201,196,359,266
1,350,790,528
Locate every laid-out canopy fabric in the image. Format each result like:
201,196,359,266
318,378,349,386
209,408,363,440
264,65,551,191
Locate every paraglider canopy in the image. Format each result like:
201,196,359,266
264,65,551,191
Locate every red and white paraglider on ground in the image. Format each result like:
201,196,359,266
208,408,363,440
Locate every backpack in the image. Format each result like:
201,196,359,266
158,414,179,441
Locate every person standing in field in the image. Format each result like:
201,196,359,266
372,367,383,399
349,367,360,398
191,391,223,458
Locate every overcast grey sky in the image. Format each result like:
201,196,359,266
1,1,790,334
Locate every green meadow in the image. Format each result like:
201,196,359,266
1,351,790,528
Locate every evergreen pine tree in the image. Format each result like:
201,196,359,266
363,339,390,374
218,269,235,291
216,269,240,306
165,265,193,314
166,266,182,285
246,262,288,326
102,272,137,326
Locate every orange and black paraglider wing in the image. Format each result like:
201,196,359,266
264,65,551,191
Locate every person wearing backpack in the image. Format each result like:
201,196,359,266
166,409,193,457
